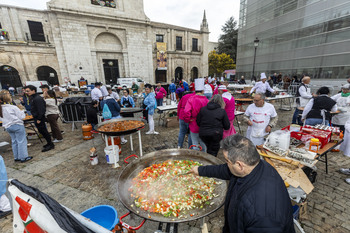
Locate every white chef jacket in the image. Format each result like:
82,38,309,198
100,85,109,97
249,81,275,94
91,88,102,101
331,93,350,125
110,91,120,101
298,84,312,107
340,116,350,157
245,102,277,145
0,104,25,129
204,84,213,94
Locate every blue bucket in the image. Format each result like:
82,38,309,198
81,205,119,230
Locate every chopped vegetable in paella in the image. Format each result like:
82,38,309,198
128,160,219,218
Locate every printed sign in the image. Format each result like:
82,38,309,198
157,42,167,70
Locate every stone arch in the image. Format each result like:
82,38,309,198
36,66,59,85
0,65,22,89
94,32,123,51
175,67,183,82
191,67,199,80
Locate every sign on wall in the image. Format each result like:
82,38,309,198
156,42,167,70
91,0,116,8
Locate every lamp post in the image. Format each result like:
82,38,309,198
252,37,260,79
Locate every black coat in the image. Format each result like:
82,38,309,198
199,160,295,233
86,106,98,125
30,93,46,121
196,102,230,138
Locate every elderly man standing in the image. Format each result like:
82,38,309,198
244,93,278,146
191,134,295,233
249,73,276,95
292,76,313,125
183,78,209,151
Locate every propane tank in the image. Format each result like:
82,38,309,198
82,123,93,140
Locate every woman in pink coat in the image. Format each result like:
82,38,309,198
218,85,236,138
183,78,209,152
155,83,167,107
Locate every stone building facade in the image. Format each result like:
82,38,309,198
0,0,211,88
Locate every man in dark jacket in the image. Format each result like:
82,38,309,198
25,85,54,152
191,134,295,233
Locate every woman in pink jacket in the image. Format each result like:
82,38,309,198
155,83,167,107
218,85,236,138
183,78,208,152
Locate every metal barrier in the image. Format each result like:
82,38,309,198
59,97,92,131
288,84,299,95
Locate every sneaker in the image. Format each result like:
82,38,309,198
42,144,54,152
153,131,159,135
14,159,21,162
52,139,63,143
145,131,153,135
121,139,128,145
340,168,350,175
345,178,350,184
21,156,33,163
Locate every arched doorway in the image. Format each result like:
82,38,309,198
175,67,183,82
191,67,199,80
36,66,59,85
155,69,167,83
0,65,22,90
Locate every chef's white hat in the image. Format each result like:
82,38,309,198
260,73,267,80
195,78,205,91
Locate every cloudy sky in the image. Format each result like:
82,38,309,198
1,0,240,41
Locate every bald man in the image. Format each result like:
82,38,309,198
292,76,314,125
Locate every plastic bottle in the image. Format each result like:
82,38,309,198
309,138,320,153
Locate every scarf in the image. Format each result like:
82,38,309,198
341,92,350,97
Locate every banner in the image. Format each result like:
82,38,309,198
156,42,167,70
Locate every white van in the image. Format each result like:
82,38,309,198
25,81,50,93
116,78,144,88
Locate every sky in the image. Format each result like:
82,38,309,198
0,0,240,42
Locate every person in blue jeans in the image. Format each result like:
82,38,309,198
0,90,32,162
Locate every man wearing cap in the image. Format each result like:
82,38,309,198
244,93,278,146
218,85,236,138
183,78,209,151
249,73,276,95
91,82,103,101
331,84,350,133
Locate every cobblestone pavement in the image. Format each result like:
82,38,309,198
0,102,349,233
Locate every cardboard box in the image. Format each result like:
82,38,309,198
166,117,178,128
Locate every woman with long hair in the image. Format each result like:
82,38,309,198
196,94,230,156
143,84,158,134
0,90,32,162
43,90,63,143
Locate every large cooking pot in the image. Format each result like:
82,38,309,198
96,117,145,136
117,149,228,224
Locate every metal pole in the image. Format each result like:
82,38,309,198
252,46,257,79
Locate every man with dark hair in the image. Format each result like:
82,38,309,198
39,84,50,94
24,85,54,152
191,134,295,233
91,82,103,101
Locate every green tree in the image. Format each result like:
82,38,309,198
208,51,235,76
217,17,238,63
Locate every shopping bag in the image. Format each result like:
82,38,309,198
102,103,112,120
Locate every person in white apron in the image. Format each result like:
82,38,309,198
338,116,350,184
244,93,278,146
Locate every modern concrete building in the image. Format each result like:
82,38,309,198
0,0,212,88
236,0,350,82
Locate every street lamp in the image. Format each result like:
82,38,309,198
252,37,260,79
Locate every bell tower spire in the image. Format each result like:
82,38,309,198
200,10,209,32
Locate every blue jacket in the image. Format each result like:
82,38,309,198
0,155,8,196
121,96,135,108
199,160,295,233
183,81,189,91
143,92,156,115
169,83,176,93
101,97,121,118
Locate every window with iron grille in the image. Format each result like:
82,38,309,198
192,38,198,51
156,34,164,42
27,20,45,42
176,36,182,50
